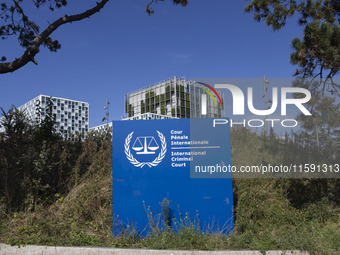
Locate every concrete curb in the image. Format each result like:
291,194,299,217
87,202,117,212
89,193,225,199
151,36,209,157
0,244,310,255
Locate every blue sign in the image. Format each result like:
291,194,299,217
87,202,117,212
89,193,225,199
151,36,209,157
112,118,233,236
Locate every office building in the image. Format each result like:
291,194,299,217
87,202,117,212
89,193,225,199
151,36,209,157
89,122,112,133
17,95,89,139
125,77,224,119
123,112,178,120
90,113,176,133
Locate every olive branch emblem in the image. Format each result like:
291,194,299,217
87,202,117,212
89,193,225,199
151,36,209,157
124,131,167,168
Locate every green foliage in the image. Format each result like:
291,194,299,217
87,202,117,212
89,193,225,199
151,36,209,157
0,109,340,254
245,0,340,90
0,0,187,73
159,198,174,228
297,95,339,153
0,0,65,51
146,0,188,16
0,106,97,212
231,124,339,170
232,178,340,254
1,129,113,246
0,106,35,211
290,20,339,81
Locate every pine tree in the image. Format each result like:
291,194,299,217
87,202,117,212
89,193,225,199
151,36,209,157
245,0,340,94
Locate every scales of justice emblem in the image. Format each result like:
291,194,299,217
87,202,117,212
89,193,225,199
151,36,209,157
132,136,159,154
124,131,167,168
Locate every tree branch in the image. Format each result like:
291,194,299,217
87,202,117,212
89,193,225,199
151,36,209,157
0,0,109,74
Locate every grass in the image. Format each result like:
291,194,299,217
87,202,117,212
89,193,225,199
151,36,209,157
1,173,339,254
0,129,339,254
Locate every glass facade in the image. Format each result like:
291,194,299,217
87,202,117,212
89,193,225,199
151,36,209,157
89,122,112,133
125,77,224,119
123,112,178,120
18,95,89,139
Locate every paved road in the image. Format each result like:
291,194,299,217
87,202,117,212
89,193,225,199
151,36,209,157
0,244,310,255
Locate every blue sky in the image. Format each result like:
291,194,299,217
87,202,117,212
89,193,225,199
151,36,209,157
0,0,304,127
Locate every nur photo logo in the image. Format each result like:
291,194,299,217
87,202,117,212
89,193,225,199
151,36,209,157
199,80,313,129
198,82,224,115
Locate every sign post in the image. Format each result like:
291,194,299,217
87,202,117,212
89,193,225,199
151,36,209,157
112,118,233,235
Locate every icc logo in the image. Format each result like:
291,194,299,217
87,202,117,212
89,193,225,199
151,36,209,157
132,136,159,154
124,131,167,168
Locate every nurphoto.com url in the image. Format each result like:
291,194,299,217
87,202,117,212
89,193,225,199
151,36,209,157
193,163,340,178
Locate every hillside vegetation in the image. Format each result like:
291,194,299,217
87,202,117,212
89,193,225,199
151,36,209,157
0,107,339,255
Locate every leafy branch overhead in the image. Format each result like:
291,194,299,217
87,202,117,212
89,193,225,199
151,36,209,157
146,0,188,15
0,0,109,73
246,0,340,94
0,0,188,74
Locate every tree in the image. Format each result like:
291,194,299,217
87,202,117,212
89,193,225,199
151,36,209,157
0,105,83,212
146,0,188,15
297,93,339,154
0,0,188,74
245,0,340,95
0,106,33,211
292,79,340,160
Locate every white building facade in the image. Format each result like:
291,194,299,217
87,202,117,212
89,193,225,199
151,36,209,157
89,122,112,133
18,95,89,139
89,113,176,134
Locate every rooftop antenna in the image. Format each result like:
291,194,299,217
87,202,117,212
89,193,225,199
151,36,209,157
102,97,110,130
262,75,271,136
